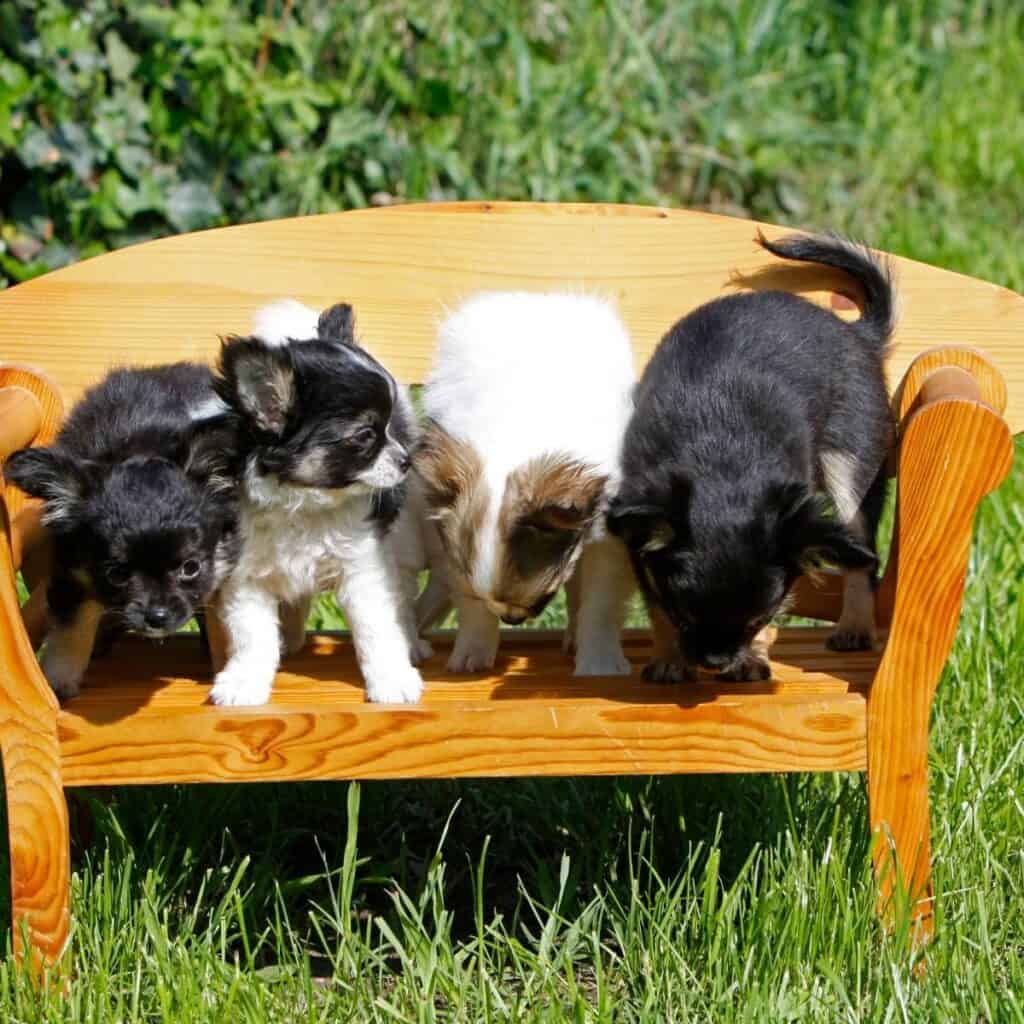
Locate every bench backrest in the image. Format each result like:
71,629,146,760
0,202,1022,432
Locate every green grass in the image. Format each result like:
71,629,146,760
3,1,1024,1019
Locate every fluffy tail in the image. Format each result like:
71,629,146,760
756,230,895,346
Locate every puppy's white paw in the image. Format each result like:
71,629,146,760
574,644,631,677
41,653,84,700
210,666,274,707
364,664,424,704
641,658,697,684
409,635,434,665
447,643,498,673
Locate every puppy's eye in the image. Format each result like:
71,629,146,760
105,565,130,586
353,425,378,446
179,559,202,581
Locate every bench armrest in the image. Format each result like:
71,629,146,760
0,370,64,719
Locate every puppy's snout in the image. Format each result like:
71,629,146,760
145,606,171,630
500,611,528,626
397,449,412,473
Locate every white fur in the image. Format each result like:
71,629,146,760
251,299,322,346
820,448,876,648
423,291,636,675
188,395,230,422
210,300,426,707
821,449,864,523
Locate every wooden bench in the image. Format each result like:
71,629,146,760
0,202,1020,971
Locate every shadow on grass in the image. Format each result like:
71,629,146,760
0,764,870,961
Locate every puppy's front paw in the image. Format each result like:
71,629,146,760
720,653,771,682
562,629,576,656
40,653,84,700
409,635,434,665
641,659,697,684
826,628,875,652
574,644,631,677
364,664,423,704
447,644,497,673
210,665,274,707
280,628,307,657
447,631,498,673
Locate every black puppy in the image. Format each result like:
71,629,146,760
5,364,240,698
609,232,895,682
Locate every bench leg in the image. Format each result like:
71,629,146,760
867,382,1012,943
866,695,934,940
2,727,70,970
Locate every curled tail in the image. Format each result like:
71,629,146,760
756,230,896,347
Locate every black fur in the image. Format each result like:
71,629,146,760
5,363,241,638
609,232,895,679
214,303,414,530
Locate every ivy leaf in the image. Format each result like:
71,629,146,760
17,126,60,169
165,181,223,231
105,31,139,82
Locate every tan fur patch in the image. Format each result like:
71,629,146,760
414,421,489,582
491,454,608,614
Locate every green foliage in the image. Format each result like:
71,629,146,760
3,1,1023,288
2,1,1024,1019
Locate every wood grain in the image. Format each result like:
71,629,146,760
0,481,69,970
0,203,1020,430
867,382,1013,941
58,627,874,786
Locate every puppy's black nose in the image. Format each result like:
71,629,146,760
145,607,171,629
501,613,528,626
399,453,412,473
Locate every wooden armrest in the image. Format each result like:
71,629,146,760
875,348,1012,626
795,346,1012,626
0,386,42,461
893,345,1007,425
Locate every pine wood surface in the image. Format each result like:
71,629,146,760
0,203,1021,432
57,627,875,786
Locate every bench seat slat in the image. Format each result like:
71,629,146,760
57,628,872,786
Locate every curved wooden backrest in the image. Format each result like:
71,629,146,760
0,201,1022,432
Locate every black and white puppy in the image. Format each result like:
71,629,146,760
208,299,427,706
4,364,240,698
609,233,895,682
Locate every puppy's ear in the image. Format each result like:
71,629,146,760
776,485,878,574
317,303,357,345
798,518,878,574
182,416,239,494
607,502,676,552
415,420,483,514
4,447,93,527
217,336,295,435
607,477,690,552
506,455,608,534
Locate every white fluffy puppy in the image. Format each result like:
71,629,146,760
417,291,636,675
208,298,427,706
